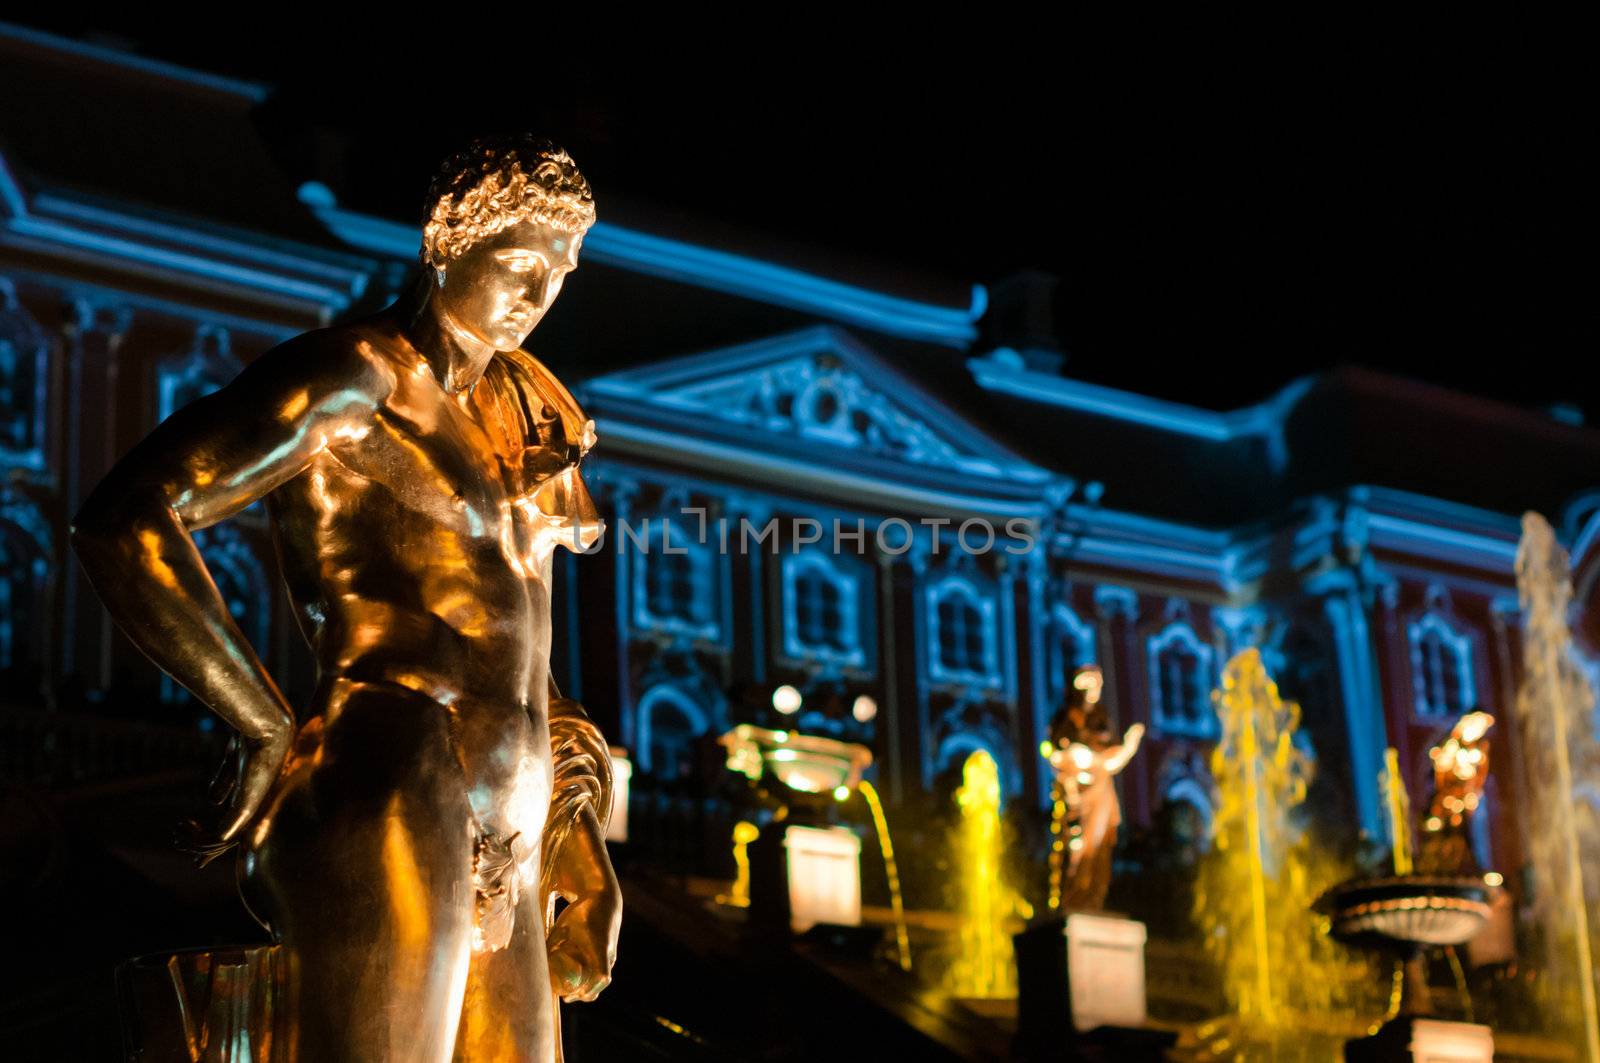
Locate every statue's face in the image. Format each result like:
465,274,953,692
435,220,582,352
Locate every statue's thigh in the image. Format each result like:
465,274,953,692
454,890,556,1063
253,687,478,1063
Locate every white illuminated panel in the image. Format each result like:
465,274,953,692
1065,913,1147,1032
607,748,632,843
784,825,861,931
1409,1020,1493,1063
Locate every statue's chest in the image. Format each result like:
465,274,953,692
330,386,513,538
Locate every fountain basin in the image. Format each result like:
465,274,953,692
720,724,872,795
1317,875,1491,948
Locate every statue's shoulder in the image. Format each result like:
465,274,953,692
241,316,401,410
481,349,593,456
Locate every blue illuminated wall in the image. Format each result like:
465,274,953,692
1,28,1595,874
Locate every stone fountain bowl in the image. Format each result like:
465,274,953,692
719,724,872,795
1316,874,1492,948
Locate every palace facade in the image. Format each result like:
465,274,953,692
5,26,1600,912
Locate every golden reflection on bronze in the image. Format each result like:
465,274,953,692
76,136,618,1062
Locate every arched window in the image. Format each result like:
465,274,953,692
781,553,863,666
635,684,709,779
1051,601,1096,701
1408,612,1475,719
927,577,998,687
1147,621,1216,737
630,517,720,640
935,731,1013,798
1162,779,1216,855
157,326,237,422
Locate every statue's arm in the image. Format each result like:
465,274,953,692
71,334,393,845
1102,722,1146,775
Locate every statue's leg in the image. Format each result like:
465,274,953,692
247,685,477,1063
453,888,557,1062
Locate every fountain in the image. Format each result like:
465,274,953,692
856,779,913,971
946,749,1025,998
1187,648,1386,1061
1316,876,1490,1018
718,724,912,968
1316,711,1499,1056
1514,512,1600,1059
1196,648,1320,1027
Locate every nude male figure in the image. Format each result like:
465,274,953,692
72,136,620,1062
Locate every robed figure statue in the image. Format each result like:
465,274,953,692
73,136,620,1063
1044,664,1144,912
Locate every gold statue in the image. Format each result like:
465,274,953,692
1418,710,1494,874
1044,664,1144,912
73,136,619,1062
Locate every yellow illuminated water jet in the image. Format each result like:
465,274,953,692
946,749,1024,997
857,780,913,971
1514,512,1600,1060
1381,747,1413,876
1195,649,1375,1043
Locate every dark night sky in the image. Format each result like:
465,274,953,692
10,20,1596,418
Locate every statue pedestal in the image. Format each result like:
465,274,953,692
1345,1017,1494,1063
1015,913,1166,1060
118,946,287,1063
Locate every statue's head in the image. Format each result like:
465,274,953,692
1069,664,1104,708
421,135,596,352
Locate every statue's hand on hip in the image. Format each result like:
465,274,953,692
178,720,293,866
546,884,621,1002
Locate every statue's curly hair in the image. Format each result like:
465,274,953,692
421,135,595,266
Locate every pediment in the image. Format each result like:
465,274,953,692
582,326,1047,484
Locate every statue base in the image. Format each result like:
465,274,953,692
1345,1017,1494,1063
117,946,287,1063
1015,913,1164,1060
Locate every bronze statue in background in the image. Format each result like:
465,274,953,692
1044,664,1144,912
73,136,619,1062
1417,710,1494,875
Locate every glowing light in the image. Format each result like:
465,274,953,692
1039,740,1054,758
851,694,878,722
832,785,850,802
1484,872,1504,888
772,685,802,714
606,748,632,843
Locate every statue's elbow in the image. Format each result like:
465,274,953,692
69,497,116,563
70,483,152,561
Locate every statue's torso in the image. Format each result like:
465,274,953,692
262,320,557,852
